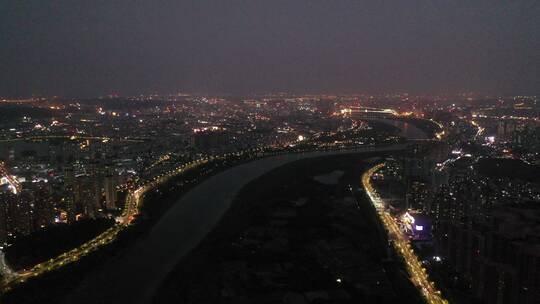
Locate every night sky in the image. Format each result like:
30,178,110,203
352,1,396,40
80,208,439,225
1,1,538,97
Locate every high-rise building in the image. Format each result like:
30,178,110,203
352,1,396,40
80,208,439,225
0,186,12,245
436,204,540,304
104,174,118,210
63,166,76,223
315,98,335,115
74,175,100,218
497,120,518,142
28,182,54,230
190,130,231,150
406,181,432,211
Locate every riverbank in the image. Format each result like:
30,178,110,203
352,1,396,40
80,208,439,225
154,153,425,303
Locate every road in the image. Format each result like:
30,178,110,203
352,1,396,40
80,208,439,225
0,135,146,143
2,158,209,289
0,161,21,194
362,164,448,304
62,144,409,304
0,251,16,281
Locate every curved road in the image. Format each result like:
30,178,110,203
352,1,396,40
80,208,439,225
363,164,448,304
65,144,409,304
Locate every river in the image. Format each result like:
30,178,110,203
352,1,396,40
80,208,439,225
64,144,409,304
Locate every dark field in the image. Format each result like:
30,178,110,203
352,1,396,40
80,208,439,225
154,154,423,304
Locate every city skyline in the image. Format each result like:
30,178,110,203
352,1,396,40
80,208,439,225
1,93,539,303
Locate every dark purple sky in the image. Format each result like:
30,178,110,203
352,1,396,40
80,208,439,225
1,1,538,97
